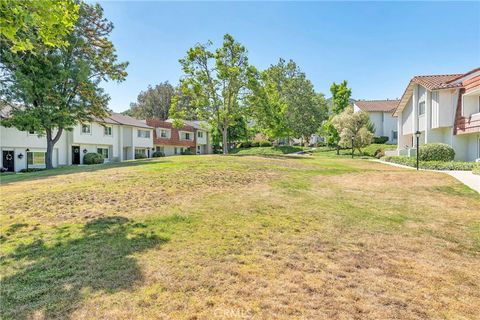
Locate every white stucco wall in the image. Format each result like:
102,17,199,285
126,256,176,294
0,126,68,171
402,97,414,135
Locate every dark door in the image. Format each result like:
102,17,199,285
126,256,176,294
2,151,15,172
72,146,80,165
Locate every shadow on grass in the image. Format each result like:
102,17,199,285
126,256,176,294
1,216,167,319
0,158,172,185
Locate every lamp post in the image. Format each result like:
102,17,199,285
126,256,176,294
415,131,421,170
25,148,30,171
351,135,355,159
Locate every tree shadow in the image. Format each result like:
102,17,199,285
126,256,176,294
1,216,167,319
0,158,173,185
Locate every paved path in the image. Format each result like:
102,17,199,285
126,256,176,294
373,160,480,193
444,171,480,193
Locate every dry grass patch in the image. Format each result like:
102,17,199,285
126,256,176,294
1,154,479,319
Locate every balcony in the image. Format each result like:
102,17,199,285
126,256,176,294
455,112,480,135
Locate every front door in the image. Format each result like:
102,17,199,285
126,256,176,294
2,151,15,172
72,146,80,165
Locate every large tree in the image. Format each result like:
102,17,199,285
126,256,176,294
248,59,328,144
0,3,128,169
0,0,79,52
171,34,249,154
125,82,175,119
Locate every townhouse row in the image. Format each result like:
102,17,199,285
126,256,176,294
0,112,211,172
355,67,480,162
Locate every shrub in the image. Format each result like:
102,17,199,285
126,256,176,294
83,153,104,165
181,149,195,155
135,153,147,159
473,163,480,175
251,141,260,147
373,136,389,144
259,140,272,147
152,151,165,157
361,144,397,158
19,168,46,173
419,143,455,162
236,141,252,149
382,156,474,171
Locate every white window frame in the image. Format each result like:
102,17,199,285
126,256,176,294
81,124,91,135
418,101,426,116
104,126,112,136
137,129,150,138
97,147,109,159
197,131,204,138
159,129,170,138
180,131,193,141
27,151,46,166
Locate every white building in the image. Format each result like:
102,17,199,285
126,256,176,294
0,112,153,172
393,68,480,161
354,100,399,144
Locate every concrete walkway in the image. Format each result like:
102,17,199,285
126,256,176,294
444,171,480,193
373,159,480,193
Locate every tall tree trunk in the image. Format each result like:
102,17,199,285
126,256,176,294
45,128,64,169
222,127,228,155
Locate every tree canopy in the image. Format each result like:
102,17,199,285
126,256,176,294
171,34,249,154
0,2,128,168
332,106,373,154
330,80,352,115
125,82,175,119
247,59,328,144
0,0,79,52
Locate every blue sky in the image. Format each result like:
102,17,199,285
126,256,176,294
98,1,480,113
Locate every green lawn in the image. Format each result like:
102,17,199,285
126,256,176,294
1,153,479,319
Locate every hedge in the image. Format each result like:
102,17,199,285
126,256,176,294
83,153,104,165
372,136,389,144
135,153,147,159
419,143,455,162
382,156,475,171
152,151,165,157
473,163,480,175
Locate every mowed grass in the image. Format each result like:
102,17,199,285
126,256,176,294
1,154,479,319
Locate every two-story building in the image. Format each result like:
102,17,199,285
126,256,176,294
393,68,480,161
354,100,399,144
146,119,212,156
0,112,154,172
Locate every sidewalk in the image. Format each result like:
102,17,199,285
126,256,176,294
373,159,480,193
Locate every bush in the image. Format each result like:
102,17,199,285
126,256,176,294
373,136,389,144
473,163,480,175
19,168,46,173
135,153,147,159
251,141,260,147
236,141,252,149
83,153,104,165
259,140,272,147
181,149,195,155
361,144,397,158
419,143,455,162
152,151,165,157
382,156,474,171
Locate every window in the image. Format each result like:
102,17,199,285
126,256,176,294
174,147,178,155
392,131,398,140
156,146,164,152
27,152,46,165
197,131,203,138
180,132,192,140
104,126,112,136
477,96,480,114
97,148,109,159
137,129,150,138
159,129,169,138
418,101,425,116
28,130,36,135
81,124,91,134
135,148,146,156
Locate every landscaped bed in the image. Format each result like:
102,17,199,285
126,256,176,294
382,155,476,171
1,154,479,319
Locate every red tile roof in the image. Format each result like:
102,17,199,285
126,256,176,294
410,74,463,90
146,119,196,147
354,100,399,112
